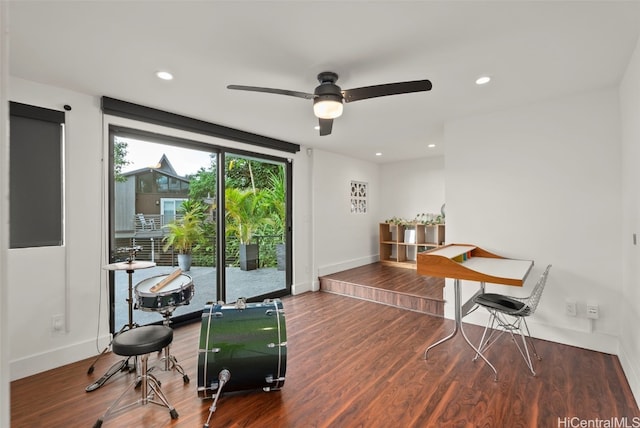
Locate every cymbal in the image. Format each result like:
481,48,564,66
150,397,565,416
103,260,156,271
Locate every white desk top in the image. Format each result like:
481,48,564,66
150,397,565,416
462,257,533,283
426,245,476,258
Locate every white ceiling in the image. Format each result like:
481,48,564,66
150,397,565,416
8,1,640,163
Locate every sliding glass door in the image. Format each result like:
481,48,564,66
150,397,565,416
223,154,288,303
108,127,290,332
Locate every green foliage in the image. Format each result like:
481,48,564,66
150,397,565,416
162,205,204,254
113,139,131,183
225,187,273,245
226,157,280,190
188,154,217,201
263,167,286,241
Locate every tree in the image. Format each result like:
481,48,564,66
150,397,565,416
188,154,217,201
225,157,280,191
113,138,131,182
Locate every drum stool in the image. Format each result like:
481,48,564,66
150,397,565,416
93,325,179,427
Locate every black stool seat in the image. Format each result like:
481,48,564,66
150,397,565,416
112,325,173,357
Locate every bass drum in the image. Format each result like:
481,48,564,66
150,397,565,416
197,299,287,398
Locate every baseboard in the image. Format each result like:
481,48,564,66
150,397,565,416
618,342,640,408
317,255,378,277
10,333,111,381
291,280,314,295
462,309,620,354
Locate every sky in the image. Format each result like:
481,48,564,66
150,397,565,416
120,137,213,177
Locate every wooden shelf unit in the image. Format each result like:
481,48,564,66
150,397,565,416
379,222,446,269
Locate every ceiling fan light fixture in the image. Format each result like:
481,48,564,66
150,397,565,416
313,95,343,119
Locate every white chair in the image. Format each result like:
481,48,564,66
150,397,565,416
137,213,156,230
472,264,552,377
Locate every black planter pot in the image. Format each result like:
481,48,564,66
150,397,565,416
276,243,286,271
239,243,258,271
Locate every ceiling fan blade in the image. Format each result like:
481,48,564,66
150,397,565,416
342,80,432,103
319,118,333,136
227,85,315,100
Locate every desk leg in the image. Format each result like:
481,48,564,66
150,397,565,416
455,280,498,381
423,279,498,381
423,318,458,360
423,279,462,359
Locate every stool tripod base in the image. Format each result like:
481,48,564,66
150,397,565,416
93,354,178,427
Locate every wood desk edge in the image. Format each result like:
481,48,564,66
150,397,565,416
417,244,532,286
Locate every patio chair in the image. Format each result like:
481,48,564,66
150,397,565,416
138,213,156,230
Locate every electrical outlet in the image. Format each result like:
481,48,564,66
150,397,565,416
565,299,577,317
586,302,599,319
51,314,65,334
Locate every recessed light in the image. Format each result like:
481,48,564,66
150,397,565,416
475,75,491,85
375,152,382,156
156,71,174,81
428,144,436,148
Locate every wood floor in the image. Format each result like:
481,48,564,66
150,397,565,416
11,267,640,427
319,262,445,316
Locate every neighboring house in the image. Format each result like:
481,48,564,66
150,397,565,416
114,154,190,236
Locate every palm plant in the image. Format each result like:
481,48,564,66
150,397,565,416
162,205,204,255
225,187,272,245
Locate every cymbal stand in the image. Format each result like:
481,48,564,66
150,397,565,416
86,246,143,391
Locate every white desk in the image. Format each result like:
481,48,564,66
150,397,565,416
417,244,533,379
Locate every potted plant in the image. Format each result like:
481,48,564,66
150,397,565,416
225,187,272,271
162,202,205,271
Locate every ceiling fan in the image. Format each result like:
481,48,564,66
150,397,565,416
227,71,432,136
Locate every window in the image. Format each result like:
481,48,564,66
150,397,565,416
161,198,188,223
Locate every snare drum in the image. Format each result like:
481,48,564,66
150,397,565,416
197,299,287,398
134,273,194,312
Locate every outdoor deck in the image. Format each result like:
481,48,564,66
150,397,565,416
113,265,286,329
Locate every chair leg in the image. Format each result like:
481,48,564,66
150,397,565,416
474,311,540,378
514,323,536,376
472,312,503,381
473,312,504,361
521,318,541,361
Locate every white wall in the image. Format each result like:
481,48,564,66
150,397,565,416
7,78,109,380
310,149,380,284
619,34,640,406
1,2,11,424
444,88,623,353
379,156,445,222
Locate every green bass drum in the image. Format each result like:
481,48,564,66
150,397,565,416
197,299,287,398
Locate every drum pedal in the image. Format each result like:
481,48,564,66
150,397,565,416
85,359,127,392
